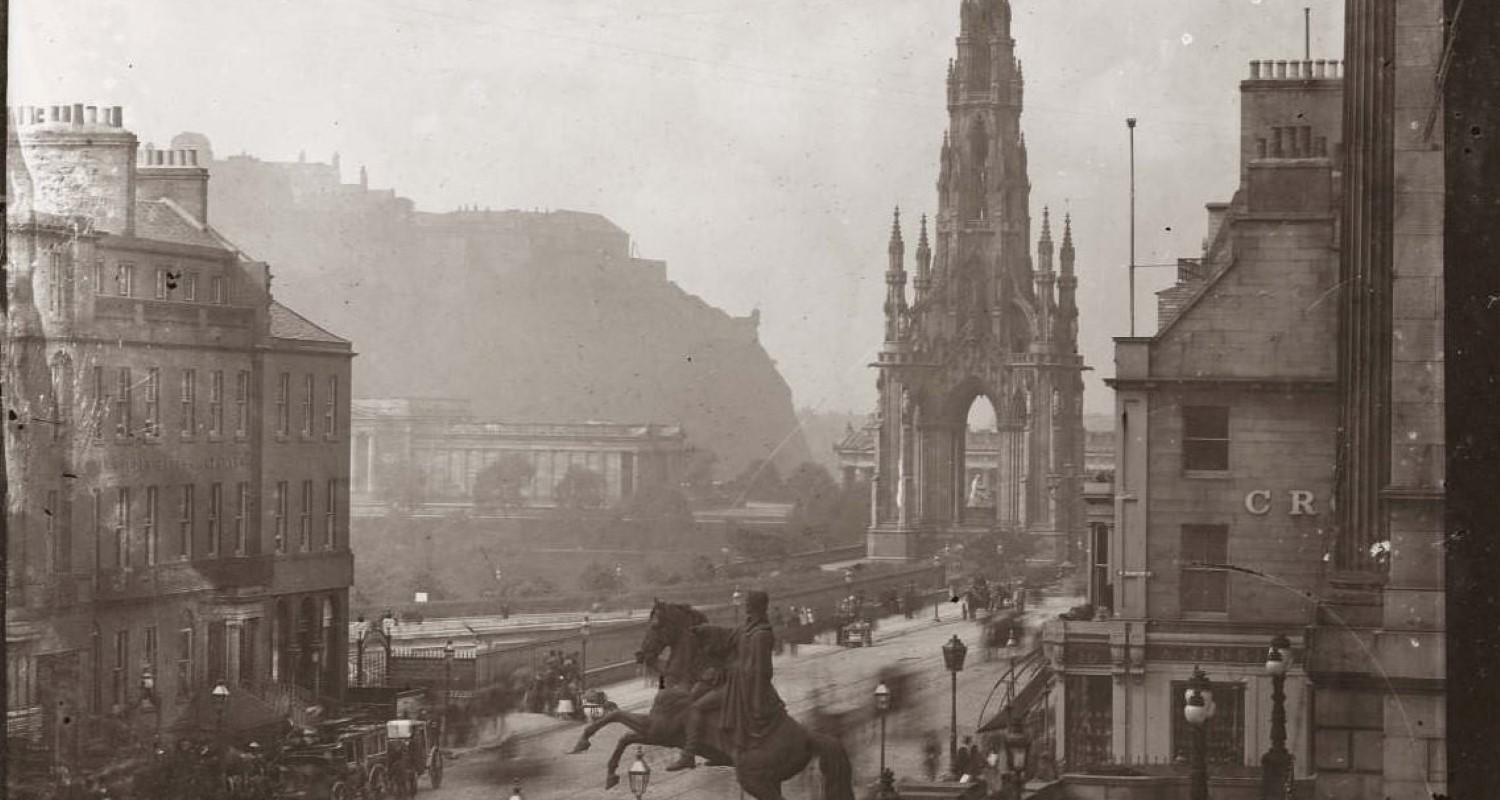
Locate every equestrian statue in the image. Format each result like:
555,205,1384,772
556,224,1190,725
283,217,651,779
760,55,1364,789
568,591,854,800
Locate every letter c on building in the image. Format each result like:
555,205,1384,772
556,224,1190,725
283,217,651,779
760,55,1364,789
1244,489,1272,515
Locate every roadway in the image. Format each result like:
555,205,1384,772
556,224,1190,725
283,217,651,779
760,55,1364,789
419,593,1078,800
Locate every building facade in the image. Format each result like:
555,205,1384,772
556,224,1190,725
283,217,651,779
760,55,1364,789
865,0,1088,564
1310,0,1447,796
5,104,353,757
350,398,685,513
1042,57,1344,776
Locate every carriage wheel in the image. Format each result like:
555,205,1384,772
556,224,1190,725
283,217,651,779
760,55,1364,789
367,765,388,799
429,749,444,789
330,780,350,800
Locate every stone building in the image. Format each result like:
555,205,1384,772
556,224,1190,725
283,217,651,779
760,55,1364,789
4,104,353,755
1310,0,1447,796
350,398,685,513
865,0,1088,564
1041,55,1345,777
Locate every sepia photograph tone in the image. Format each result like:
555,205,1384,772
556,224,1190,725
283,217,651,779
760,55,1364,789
4,1,1492,798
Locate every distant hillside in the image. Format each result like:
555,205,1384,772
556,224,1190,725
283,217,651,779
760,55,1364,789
191,139,809,476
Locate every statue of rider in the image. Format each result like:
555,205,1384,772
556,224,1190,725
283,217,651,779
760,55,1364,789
667,589,786,771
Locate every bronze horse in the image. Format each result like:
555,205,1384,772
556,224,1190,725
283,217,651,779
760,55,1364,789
568,600,854,800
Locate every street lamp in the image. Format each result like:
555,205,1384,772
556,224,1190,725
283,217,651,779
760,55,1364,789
875,767,902,800
941,635,968,779
583,692,605,723
1261,635,1293,800
875,682,892,775
443,639,456,741
627,746,652,799
508,781,524,800
580,617,592,697
732,588,743,624
1184,666,1216,800
1002,718,1032,800
354,616,369,688
212,681,230,740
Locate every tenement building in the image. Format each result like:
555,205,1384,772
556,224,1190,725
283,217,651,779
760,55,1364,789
4,104,354,759
1041,56,1344,780
350,398,685,513
864,0,1088,564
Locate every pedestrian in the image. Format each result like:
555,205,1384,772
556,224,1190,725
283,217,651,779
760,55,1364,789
957,735,975,779
922,731,942,781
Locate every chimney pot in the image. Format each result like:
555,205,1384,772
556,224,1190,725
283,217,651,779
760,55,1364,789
86,105,98,123
113,106,124,127
73,103,84,123
1250,60,1261,79
1276,60,1288,78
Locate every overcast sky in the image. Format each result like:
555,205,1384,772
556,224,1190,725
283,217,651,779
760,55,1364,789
13,0,1343,416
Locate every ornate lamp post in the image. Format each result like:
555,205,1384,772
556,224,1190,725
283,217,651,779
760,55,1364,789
1184,666,1216,800
580,617,591,696
875,767,902,800
443,639,456,740
354,616,369,688
941,635,968,778
1002,718,1032,800
211,681,230,741
627,747,652,799
1261,635,1293,800
875,682,892,775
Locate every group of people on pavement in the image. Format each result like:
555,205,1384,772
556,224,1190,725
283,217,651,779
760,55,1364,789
524,649,585,717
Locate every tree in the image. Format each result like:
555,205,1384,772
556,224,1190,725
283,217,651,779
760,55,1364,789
726,458,788,503
786,462,866,549
554,465,606,509
472,453,535,511
377,460,429,514
578,561,626,594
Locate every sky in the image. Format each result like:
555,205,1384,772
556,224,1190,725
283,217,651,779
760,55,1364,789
12,0,1344,416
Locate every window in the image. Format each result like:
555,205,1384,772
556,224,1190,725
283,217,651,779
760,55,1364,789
234,483,249,555
274,481,288,553
114,488,130,569
143,486,159,566
48,249,68,314
1170,679,1245,765
1313,688,1384,776
144,367,160,438
324,376,338,439
112,630,129,710
1181,525,1229,613
94,258,105,294
179,369,196,437
275,373,290,437
177,484,194,559
301,374,315,438
116,263,134,297
207,483,222,557
49,356,71,442
115,368,132,438
90,628,103,712
183,272,197,302
324,479,337,549
155,268,170,300
176,627,194,703
241,619,260,684
1065,674,1113,768
92,366,107,439
235,370,250,437
211,275,225,304
208,371,224,437
1182,406,1229,472
300,480,313,551
143,626,158,700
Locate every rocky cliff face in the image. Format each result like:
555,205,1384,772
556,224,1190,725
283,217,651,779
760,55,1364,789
196,143,809,476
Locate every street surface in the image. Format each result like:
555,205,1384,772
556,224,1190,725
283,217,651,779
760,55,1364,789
423,593,1078,800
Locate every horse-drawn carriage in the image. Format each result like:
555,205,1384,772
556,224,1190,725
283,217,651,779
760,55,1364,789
834,593,878,647
385,718,444,794
274,720,388,800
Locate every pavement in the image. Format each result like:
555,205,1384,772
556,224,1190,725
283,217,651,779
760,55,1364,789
423,591,1081,800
